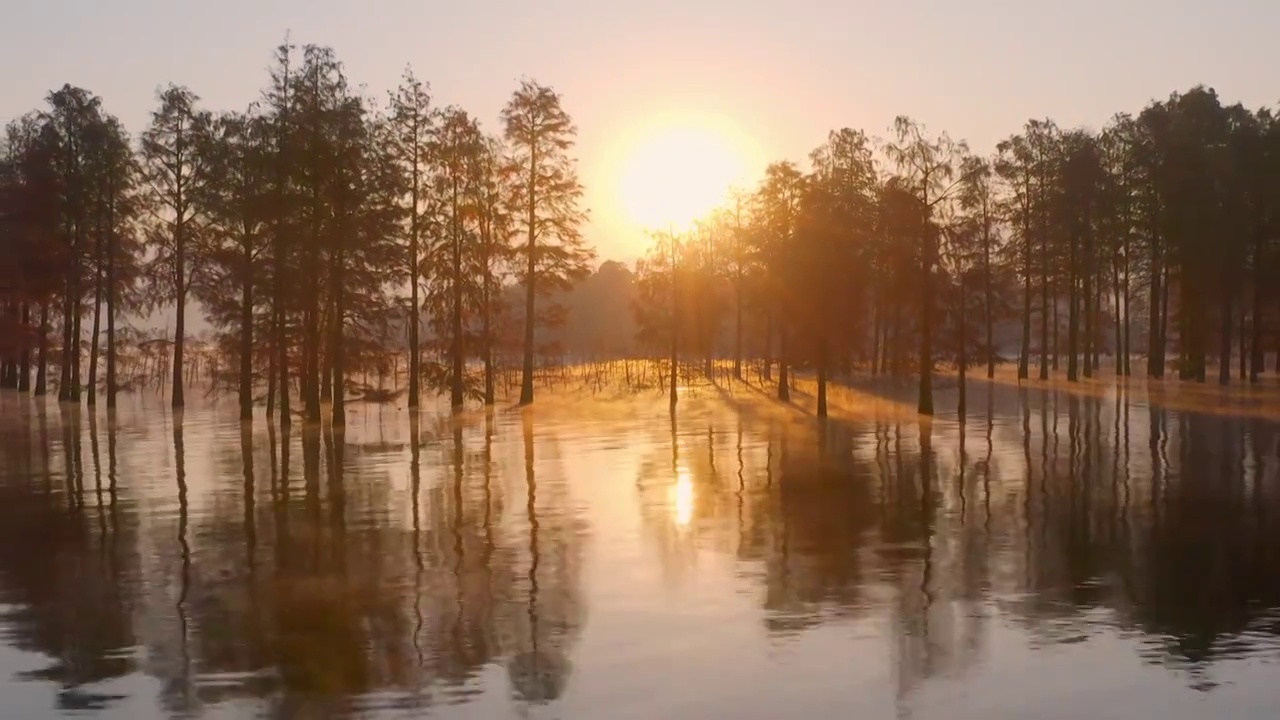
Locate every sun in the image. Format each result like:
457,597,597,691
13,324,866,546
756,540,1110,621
616,114,755,232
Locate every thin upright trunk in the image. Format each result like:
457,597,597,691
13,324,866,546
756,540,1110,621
1113,255,1122,379
105,191,117,408
408,136,422,410
919,257,934,416
1018,223,1031,380
1159,262,1170,376
984,222,994,380
18,304,31,393
1238,303,1247,381
958,274,967,418
519,146,537,406
733,268,743,380
1083,244,1093,380
451,177,464,410
670,239,678,412
35,302,49,396
1039,231,1049,380
777,321,789,402
1219,273,1233,386
1068,274,1080,383
239,239,254,420
87,270,101,406
816,335,828,418
59,274,75,401
1250,241,1264,383
332,253,345,427
1147,245,1163,378
763,312,773,382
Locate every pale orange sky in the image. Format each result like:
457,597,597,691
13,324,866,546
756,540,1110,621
4,0,1277,263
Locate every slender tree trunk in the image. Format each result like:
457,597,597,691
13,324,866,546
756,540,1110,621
958,274,967,418
1219,272,1233,386
1039,231,1049,380
1068,275,1080,383
1250,242,1264,383
919,258,934,415
1159,262,1170,376
87,271,101,406
519,147,537,406
18,304,31,393
1238,302,1247,381
1147,246,1163,378
984,229,994,380
172,211,186,408
240,240,254,421
408,158,421,410
451,180,464,409
670,240,678,412
1052,275,1060,372
762,313,773,382
733,271,743,380
816,335,828,418
35,302,49,396
1092,268,1102,373
1113,256,1122,379
1018,226,1031,380
59,275,75,401
332,251,345,427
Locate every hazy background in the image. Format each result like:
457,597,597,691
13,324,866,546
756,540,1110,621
4,0,1277,264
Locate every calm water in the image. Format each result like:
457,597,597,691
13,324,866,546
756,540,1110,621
1,381,1279,719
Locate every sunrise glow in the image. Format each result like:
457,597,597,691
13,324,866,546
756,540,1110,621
615,114,756,232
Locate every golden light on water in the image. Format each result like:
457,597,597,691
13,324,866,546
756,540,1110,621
615,113,756,232
673,469,695,528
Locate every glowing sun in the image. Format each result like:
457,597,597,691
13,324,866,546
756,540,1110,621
616,115,754,231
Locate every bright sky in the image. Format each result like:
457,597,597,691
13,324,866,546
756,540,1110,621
4,0,1277,263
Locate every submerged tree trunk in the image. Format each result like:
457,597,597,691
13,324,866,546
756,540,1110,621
919,254,934,416
519,148,537,406
18,304,30,393
777,321,789,402
35,302,49,396
1250,242,1265,383
87,274,101,406
239,241,254,420
1018,228,1031,380
958,274,967,418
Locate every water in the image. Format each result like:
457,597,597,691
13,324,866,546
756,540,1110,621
1,380,1279,719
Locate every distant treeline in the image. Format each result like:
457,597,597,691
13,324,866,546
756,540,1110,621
0,40,592,422
633,88,1280,416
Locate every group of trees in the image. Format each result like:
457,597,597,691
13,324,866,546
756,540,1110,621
637,86,1280,417
0,40,592,423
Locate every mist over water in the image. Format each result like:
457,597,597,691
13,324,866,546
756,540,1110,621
0,380,1278,719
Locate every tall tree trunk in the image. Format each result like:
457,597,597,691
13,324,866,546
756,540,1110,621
1238,302,1247,381
87,271,101,406
239,241,254,420
984,229,994,380
59,275,75,401
35,302,49,396
451,180,464,410
18,304,31,393
519,147,537,406
670,241,678,412
1159,262,1170,377
1018,227,1031,380
733,271,743,380
1068,274,1080,383
816,335,828,418
1250,242,1264,383
1039,232,1049,380
1147,246,1163,378
1219,274,1233,386
172,213,186,408
408,160,421,410
919,259,934,415
762,312,773,382
777,320,789,402
332,252,345,427
958,274,967,419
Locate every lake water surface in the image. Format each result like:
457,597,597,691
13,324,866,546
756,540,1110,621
1,380,1279,719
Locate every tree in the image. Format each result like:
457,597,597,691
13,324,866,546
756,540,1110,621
140,84,213,409
386,68,433,409
883,116,966,416
501,80,591,405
